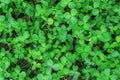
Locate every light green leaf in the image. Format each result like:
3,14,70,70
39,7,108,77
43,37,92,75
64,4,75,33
47,59,53,67
0,16,5,22
93,1,100,8
47,18,54,25
35,5,41,17
115,36,120,42
60,56,67,64
58,25,67,42
92,9,99,15
83,15,90,23
37,74,44,80
71,9,77,16
20,72,26,78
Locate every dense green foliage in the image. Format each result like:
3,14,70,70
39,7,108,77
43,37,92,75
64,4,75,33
0,0,120,80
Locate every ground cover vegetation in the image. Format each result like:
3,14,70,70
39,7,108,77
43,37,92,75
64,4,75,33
0,0,120,80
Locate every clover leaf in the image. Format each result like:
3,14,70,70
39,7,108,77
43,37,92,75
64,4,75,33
47,18,54,25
